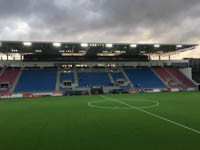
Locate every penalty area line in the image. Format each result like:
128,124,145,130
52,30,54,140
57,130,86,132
100,95,200,134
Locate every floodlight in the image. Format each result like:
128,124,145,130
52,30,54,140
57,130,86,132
154,44,160,48
130,44,137,48
176,45,183,48
106,44,113,48
35,49,42,53
53,42,61,47
81,43,88,47
140,51,146,54
23,42,32,46
11,49,18,52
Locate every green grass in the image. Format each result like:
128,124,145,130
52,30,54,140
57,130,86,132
0,92,200,150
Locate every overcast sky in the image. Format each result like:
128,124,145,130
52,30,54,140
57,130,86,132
0,0,200,59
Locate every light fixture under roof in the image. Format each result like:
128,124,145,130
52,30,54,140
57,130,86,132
53,42,61,47
176,45,183,48
23,42,32,46
81,43,88,47
106,43,113,48
154,44,160,48
140,51,146,54
130,44,137,48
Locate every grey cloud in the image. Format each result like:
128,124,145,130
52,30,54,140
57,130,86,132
0,0,200,44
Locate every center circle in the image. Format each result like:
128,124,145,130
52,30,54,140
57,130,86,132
88,99,159,110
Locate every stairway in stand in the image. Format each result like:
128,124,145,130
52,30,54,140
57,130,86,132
56,70,61,91
120,68,134,89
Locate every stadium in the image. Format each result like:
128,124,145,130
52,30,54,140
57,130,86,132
0,41,200,149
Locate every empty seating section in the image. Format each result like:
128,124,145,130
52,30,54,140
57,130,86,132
78,72,111,87
166,68,195,87
0,89,9,93
0,69,20,93
59,72,74,91
0,69,20,84
111,72,126,82
1,67,195,93
60,72,74,83
153,67,181,88
14,69,57,92
124,68,166,88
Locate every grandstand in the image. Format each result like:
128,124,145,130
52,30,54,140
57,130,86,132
0,66,197,94
0,41,198,94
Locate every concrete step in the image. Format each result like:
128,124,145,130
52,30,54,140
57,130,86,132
107,72,115,84
0,68,5,77
10,70,22,93
163,67,184,87
74,69,78,85
120,68,134,89
178,69,197,87
56,70,61,91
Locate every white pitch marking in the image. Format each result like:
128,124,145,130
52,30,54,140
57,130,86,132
88,99,159,109
100,95,200,134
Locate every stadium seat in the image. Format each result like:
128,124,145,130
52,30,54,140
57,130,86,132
59,72,74,91
14,69,57,93
0,68,20,85
60,72,74,83
165,68,195,87
78,72,111,87
153,67,181,88
111,72,127,82
124,68,166,88
0,68,20,93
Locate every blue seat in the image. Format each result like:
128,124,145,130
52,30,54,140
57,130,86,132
78,72,111,87
14,69,57,93
59,72,74,91
111,72,127,82
60,72,74,83
124,68,166,88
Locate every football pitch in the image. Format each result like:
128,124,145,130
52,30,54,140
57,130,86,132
0,92,200,150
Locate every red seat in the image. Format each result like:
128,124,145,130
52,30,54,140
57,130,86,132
153,67,182,88
0,69,20,93
166,68,195,87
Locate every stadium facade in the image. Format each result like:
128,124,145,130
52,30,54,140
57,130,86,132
0,41,199,98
